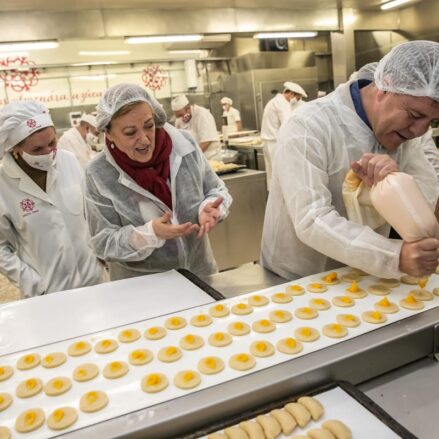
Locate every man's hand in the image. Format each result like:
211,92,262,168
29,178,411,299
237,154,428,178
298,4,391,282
351,153,399,187
399,238,439,277
152,212,199,240
198,197,224,238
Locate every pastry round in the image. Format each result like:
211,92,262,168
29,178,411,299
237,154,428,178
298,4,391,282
340,273,362,283
309,298,331,311
0,393,13,412
252,319,276,333
295,307,319,319
118,328,141,343
344,281,367,299
367,284,391,296
141,373,168,393
73,363,99,382
68,340,91,357
44,377,72,396
197,356,225,375
322,420,352,439
286,284,305,296
349,267,369,276
174,370,201,389
256,414,282,439
400,294,425,310
0,365,14,382
269,309,293,323
401,275,420,285
298,396,324,421
362,310,387,324
15,408,45,433
231,303,253,315
374,297,399,313
410,289,433,301
276,337,303,355
377,278,400,288
250,340,275,357
128,349,153,366
94,339,118,354
336,314,361,328
47,407,78,431
179,334,204,350
322,323,348,338
16,378,43,398
248,294,269,306
228,321,251,336
42,352,66,369
209,303,230,318
208,331,233,347
103,361,129,379
158,346,183,362
321,272,340,285
0,426,10,439
229,353,256,371
16,353,41,370
144,326,167,340
332,296,355,308
307,283,328,293
294,327,320,342
165,316,187,330
190,314,213,327
79,390,109,413
271,292,293,303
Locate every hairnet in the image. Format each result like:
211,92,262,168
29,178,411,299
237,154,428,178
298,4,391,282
96,83,167,132
357,62,378,82
374,40,439,101
80,114,97,128
221,97,233,105
171,95,189,111
283,82,308,98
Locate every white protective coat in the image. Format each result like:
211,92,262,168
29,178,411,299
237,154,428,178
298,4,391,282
0,150,104,297
84,123,232,281
222,106,241,133
261,81,438,280
57,127,94,170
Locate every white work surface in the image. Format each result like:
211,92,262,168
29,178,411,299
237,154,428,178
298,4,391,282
0,270,216,357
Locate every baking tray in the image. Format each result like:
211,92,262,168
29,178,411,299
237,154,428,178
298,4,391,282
215,165,246,175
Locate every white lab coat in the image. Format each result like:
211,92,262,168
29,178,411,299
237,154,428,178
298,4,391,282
57,127,94,170
222,107,241,133
0,150,104,298
420,128,439,187
261,81,438,280
84,123,232,281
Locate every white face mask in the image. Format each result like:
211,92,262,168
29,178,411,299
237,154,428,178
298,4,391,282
290,97,299,108
86,132,98,146
21,149,57,171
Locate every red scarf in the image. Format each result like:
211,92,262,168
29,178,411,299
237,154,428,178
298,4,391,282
107,128,173,209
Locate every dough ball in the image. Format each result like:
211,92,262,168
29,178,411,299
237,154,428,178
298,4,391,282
239,420,265,439
165,316,187,330
400,294,425,310
79,390,109,413
47,407,78,431
44,377,72,396
174,370,201,389
256,414,281,439
322,420,352,439
336,314,361,327
252,319,276,333
331,296,355,308
128,349,153,366
208,331,233,347
198,356,225,375
286,284,305,296
141,373,168,393
307,428,336,439
320,272,340,285
16,353,41,370
103,361,129,379
209,303,230,318
228,321,251,336
190,314,213,327
277,337,303,355
284,402,311,427
248,294,269,306
297,396,324,421
295,307,319,319
271,292,293,303
269,309,293,323
270,408,297,435
67,340,91,357
144,326,167,340
179,334,205,350
374,297,399,314
231,303,253,315
118,328,141,343
362,310,387,324
307,283,328,293
367,284,391,296
224,425,248,439
322,323,348,339
73,363,99,382
94,339,118,354
0,392,13,412
16,377,43,398
294,327,320,342
0,365,13,382
309,298,331,310
250,340,275,357
229,353,256,371
158,346,183,362
410,289,433,301
15,408,45,433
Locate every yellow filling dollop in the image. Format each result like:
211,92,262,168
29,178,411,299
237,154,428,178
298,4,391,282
214,332,224,341
183,372,194,382
205,357,216,368
53,409,64,422
166,347,177,356
237,354,249,362
26,378,37,389
348,281,360,292
255,342,267,352
147,374,160,386
86,391,98,403
25,411,36,426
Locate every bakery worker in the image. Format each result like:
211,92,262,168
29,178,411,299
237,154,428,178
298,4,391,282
0,101,105,298
171,94,222,160
221,97,242,133
261,40,439,280
261,81,308,189
57,113,98,169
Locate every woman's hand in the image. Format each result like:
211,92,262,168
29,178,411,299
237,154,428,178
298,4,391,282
152,212,199,240
198,197,224,238
351,153,399,187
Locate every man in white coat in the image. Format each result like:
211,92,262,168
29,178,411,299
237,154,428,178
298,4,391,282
57,114,98,169
261,41,439,281
221,97,242,133
171,95,221,160
260,81,307,189
0,101,105,298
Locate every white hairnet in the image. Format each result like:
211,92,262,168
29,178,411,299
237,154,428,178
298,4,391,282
221,97,233,105
80,113,97,128
374,40,439,102
283,82,308,98
357,62,378,82
171,95,189,111
96,83,167,132
0,100,54,158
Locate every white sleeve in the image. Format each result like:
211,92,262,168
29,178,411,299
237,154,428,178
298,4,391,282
196,111,219,143
57,133,75,154
418,129,439,189
233,108,241,122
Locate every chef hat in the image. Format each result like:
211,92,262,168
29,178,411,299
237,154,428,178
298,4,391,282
221,97,233,105
171,95,189,111
0,100,54,158
80,113,97,128
283,81,308,98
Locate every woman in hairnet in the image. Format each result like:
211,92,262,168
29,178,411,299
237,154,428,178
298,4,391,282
84,83,232,280
0,101,105,298
262,40,439,280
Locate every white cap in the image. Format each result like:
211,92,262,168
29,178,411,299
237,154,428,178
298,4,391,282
80,114,97,128
283,81,308,98
221,97,233,105
171,95,189,111
0,100,54,158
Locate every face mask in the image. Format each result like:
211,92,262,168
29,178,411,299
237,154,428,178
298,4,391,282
21,149,57,171
182,112,192,123
86,132,98,146
290,97,299,108
222,105,228,112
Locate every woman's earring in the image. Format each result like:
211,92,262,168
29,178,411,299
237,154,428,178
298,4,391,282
111,143,115,149
12,150,19,159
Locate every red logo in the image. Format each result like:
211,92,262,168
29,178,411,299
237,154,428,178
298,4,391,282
20,198,35,214
26,119,37,128
0,56,39,92
141,65,168,91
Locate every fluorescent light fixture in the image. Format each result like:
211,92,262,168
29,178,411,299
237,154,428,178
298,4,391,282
74,74,117,81
126,35,203,44
381,0,412,10
0,52,29,58
254,32,317,39
71,61,117,66
168,50,208,56
0,40,58,51
79,50,130,56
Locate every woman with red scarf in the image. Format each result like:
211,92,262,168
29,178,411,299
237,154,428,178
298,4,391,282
84,84,232,280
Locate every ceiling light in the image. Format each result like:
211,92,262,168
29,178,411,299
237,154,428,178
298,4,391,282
74,74,117,81
79,50,130,56
168,50,208,57
253,32,317,39
0,41,58,51
71,61,117,66
381,0,412,10
0,52,29,58
125,35,203,44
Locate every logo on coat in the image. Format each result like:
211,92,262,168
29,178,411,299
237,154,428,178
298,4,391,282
20,198,39,217
26,119,37,128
